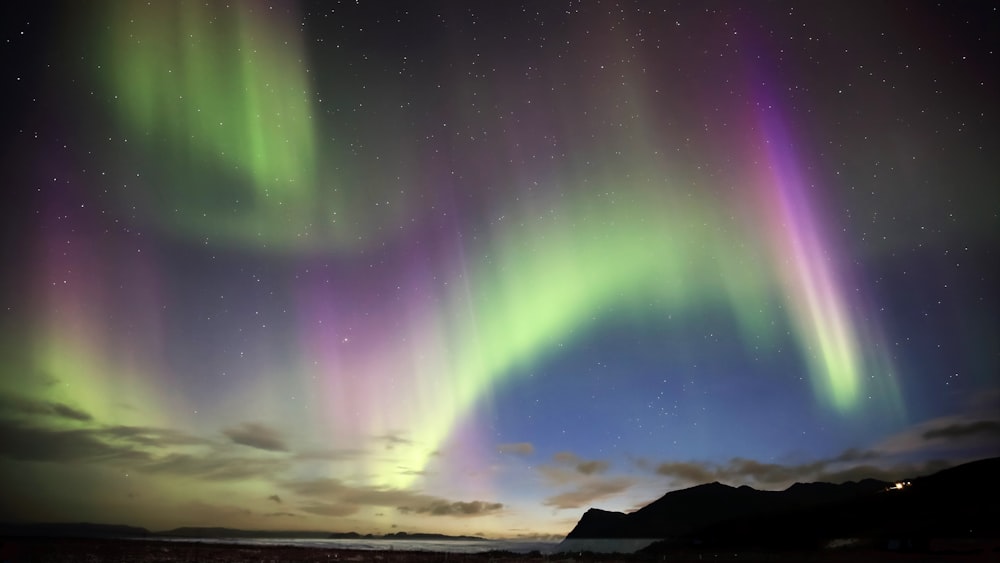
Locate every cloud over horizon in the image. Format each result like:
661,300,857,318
398,500,504,517
922,420,1000,441
636,417,1000,488
285,477,504,519
223,422,289,452
535,450,631,510
552,451,610,475
0,420,149,464
0,393,93,422
542,477,635,510
0,419,288,483
497,442,535,456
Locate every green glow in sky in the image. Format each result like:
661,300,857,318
380,183,778,487
110,1,315,192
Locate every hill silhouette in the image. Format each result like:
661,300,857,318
561,456,1000,553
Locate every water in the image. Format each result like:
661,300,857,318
153,537,560,554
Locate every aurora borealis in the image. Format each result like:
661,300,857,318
1,1,997,538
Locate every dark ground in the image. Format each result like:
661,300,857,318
1,537,998,562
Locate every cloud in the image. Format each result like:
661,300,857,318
832,448,880,463
294,448,367,461
0,420,149,463
497,442,534,456
398,500,504,516
300,501,360,517
143,453,288,481
284,478,503,518
268,494,282,503
537,464,581,486
552,451,610,475
0,393,92,422
223,422,288,452
644,411,1000,491
0,418,288,487
876,414,1000,457
284,478,352,497
922,420,1000,441
649,446,970,490
48,403,93,422
536,450,619,511
103,425,208,448
812,459,955,483
552,452,578,464
577,460,610,475
653,461,716,483
722,458,828,485
542,477,635,509
374,432,412,450
652,456,843,486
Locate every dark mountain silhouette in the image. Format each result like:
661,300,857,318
565,478,887,541
562,456,1000,553
564,508,629,539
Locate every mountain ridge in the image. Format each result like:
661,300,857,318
562,456,1000,552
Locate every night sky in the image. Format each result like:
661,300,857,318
1,1,998,539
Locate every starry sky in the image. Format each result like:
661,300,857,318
1,0,998,539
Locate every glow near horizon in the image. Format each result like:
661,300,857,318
34,0,905,499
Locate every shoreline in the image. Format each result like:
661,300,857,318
2,536,997,562
1,537,557,563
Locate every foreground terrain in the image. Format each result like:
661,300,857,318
2,537,998,563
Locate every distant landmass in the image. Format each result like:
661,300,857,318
561,456,1000,554
328,531,486,541
0,522,483,542
0,522,152,539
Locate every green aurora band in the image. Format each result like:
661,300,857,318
88,0,901,489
